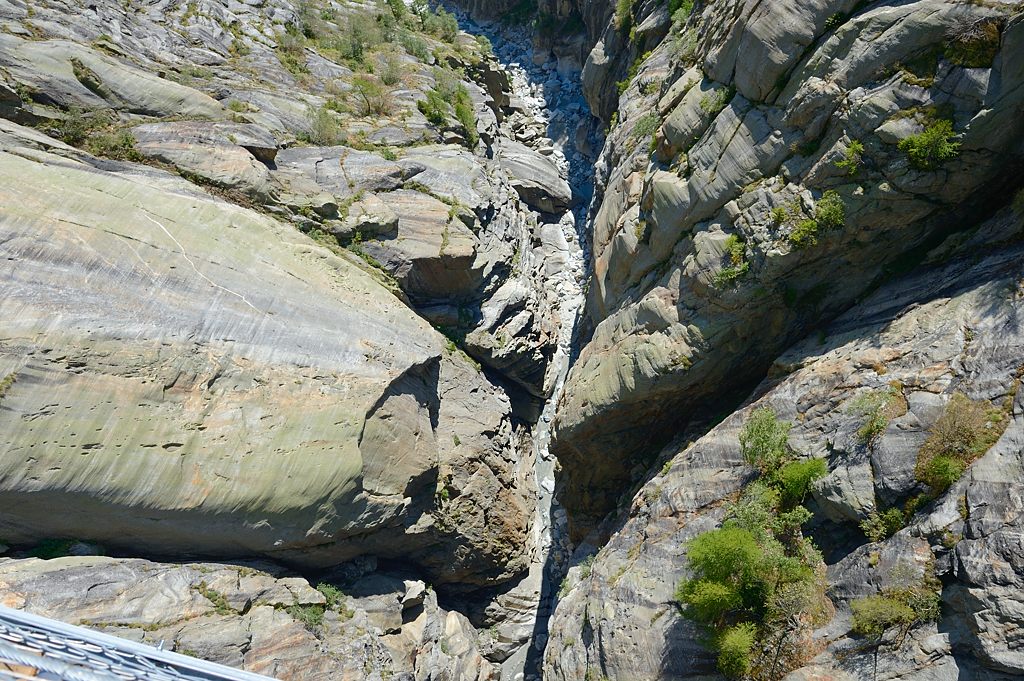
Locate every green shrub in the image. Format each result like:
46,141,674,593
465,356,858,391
677,479,827,677
860,508,905,542
422,6,459,42
918,455,965,493
196,581,233,615
399,30,430,61
776,459,827,507
86,131,143,162
49,107,107,146
304,105,342,145
615,0,633,33
739,407,792,474
677,579,743,623
851,595,915,640
814,190,845,230
717,622,756,679
713,234,750,288
633,113,660,141
848,384,906,444
699,86,733,115
286,603,325,630
789,219,819,248
851,574,940,642
0,372,15,400
452,84,478,147
351,74,392,116
417,89,448,126
898,119,960,170
835,140,864,175
316,583,354,619
683,527,763,597
668,0,694,19
378,53,404,86
275,27,308,74
824,13,846,31
915,392,1008,493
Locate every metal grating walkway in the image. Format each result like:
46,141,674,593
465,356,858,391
0,606,277,681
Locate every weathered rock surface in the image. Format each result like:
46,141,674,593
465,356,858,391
544,207,1024,679
0,118,532,588
552,0,1024,535
0,555,499,680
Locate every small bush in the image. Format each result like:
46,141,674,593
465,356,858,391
452,84,478,147
824,13,846,31
898,119,960,170
50,106,106,146
776,459,827,507
789,219,819,248
860,508,905,542
669,0,694,20
633,113,660,142
399,30,430,61
717,622,756,679
713,234,749,288
699,87,733,115
814,190,845,230
86,131,143,162
915,392,1008,493
275,28,308,75
739,407,791,475
418,89,448,126
304,105,342,145
0,372,16,400
851,595,915,640
945,18,1000,68
851,574,940,643
615,0,633,33
918,454,965,492
196,581,233,615
351,74,392,116
422,6,459,42
286,603,325,630
848,384,906,444
835,140,864,175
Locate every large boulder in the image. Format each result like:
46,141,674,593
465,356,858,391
0,120,530,588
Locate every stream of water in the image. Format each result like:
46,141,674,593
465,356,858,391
442,8,602,678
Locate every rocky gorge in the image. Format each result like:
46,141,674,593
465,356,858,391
0,0,1023,680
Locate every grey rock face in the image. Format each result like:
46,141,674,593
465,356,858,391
544,208,1024,680
551,0,1024,535
0,118,532,588
0,555,499,680
498,139,574,213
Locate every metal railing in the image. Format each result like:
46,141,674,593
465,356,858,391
0,606,278,681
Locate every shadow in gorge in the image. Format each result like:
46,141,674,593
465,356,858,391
435,3,602,678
